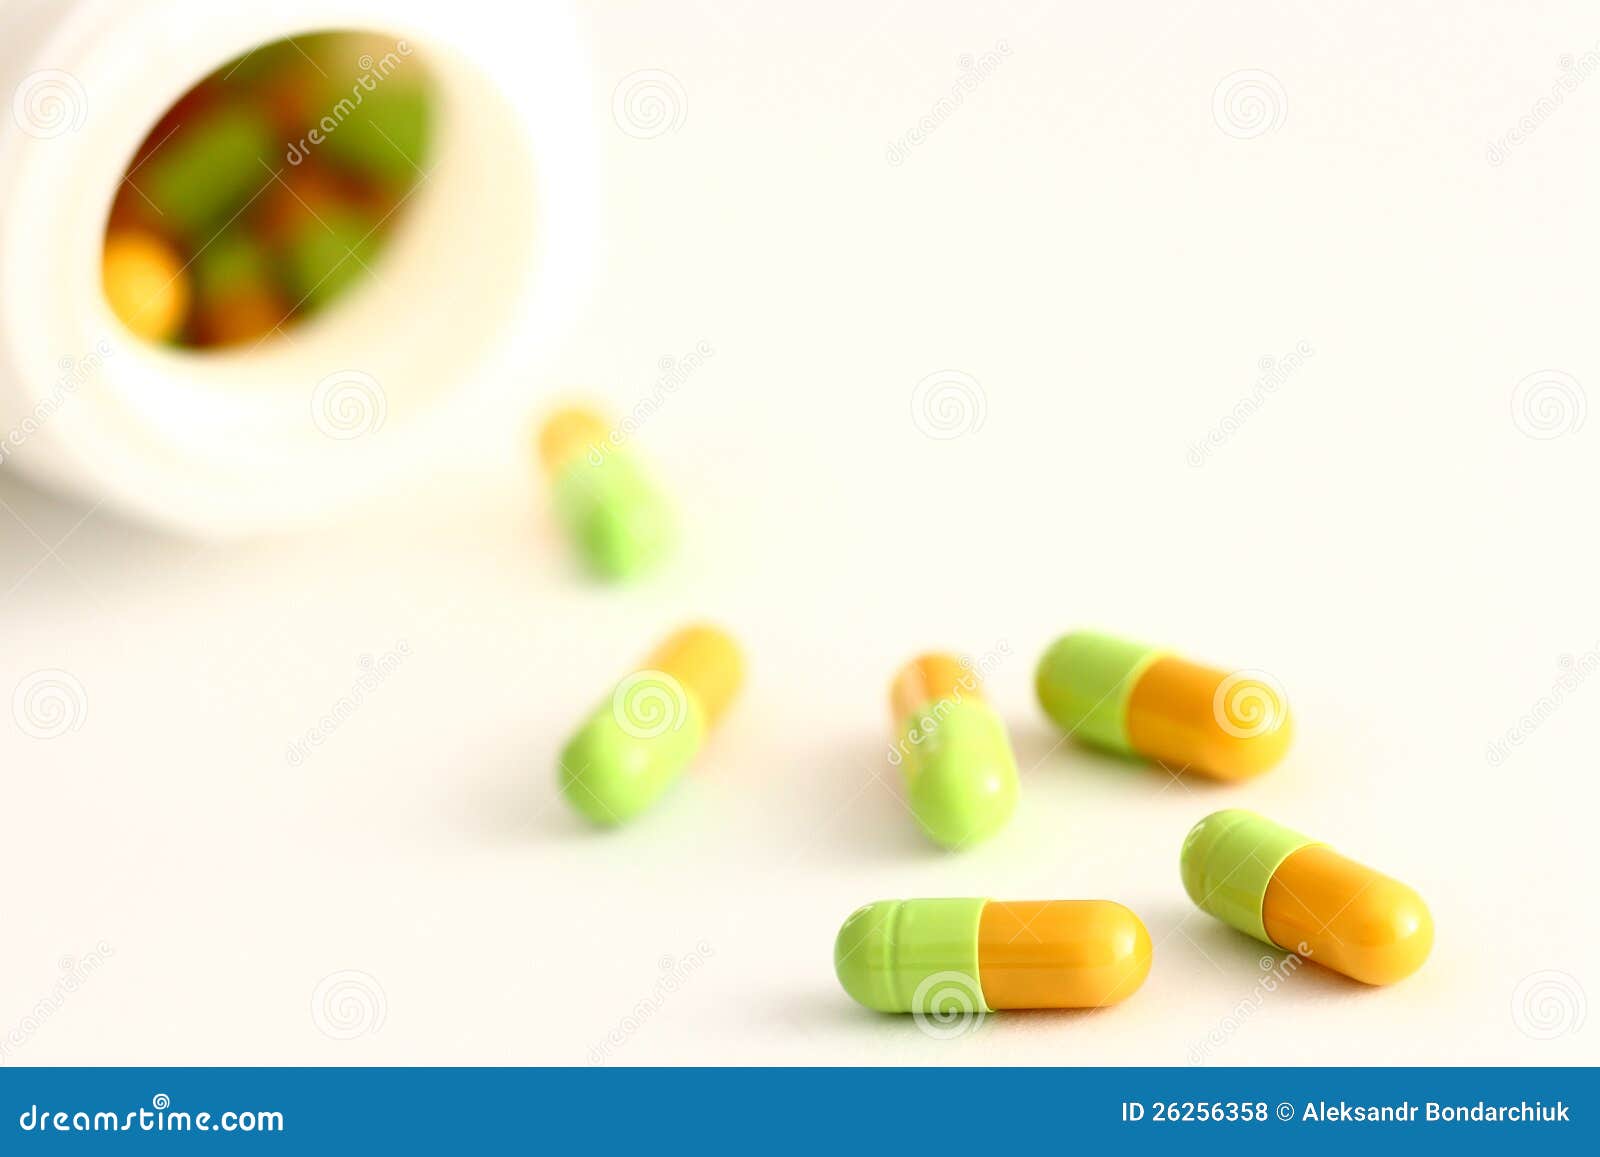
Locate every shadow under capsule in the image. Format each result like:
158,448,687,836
1009,718,1239,795
812,729,1049,864
1151,901,1378,997
764,987,892,1033
983,1004,1126,1028
778,729,967,863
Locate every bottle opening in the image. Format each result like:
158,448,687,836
100,31,435,350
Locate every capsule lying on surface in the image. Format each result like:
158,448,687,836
538,406,676,580
1036,631,1292,781
889,654,1018,849
559,626,742,824
835,899,1152,1012
1181,809,1433,985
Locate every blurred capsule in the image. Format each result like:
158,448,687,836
102,231,190,342
538,406,676,580
137,105,276,239
319,55,431,186
279,206,382,314
190,230,287,346
252,161,369,244
558,626,743,825
192,286,287,347
229,36,332,134
889,654,1018,849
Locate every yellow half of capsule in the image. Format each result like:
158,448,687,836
978,900,1152,1009
890,653,982,723
1263,844,1434,986
1126,654,1292,781
646,625,743,729
103,231,190,342
538,405,611,476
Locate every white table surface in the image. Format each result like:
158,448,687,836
2,0,1596,1066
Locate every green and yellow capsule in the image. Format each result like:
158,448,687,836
1035,631,1292,781
538,406,676,580
889,654,1018,849
1181,809,1433,985
558,626,742,825
834,898,1152,1013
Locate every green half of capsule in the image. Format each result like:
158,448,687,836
1179,808,1317,944
558,679,706,826
280,207,382,312
140,106,277,240
895,700,1018,849
319,78,431,185
834,898,988,1013
550,451,676,580
1035,631,1165,755
192,228,273,301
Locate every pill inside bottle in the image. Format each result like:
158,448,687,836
101,31,435,348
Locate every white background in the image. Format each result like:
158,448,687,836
2,0,1597,1065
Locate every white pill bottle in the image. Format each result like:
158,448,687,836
0,0,595,533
